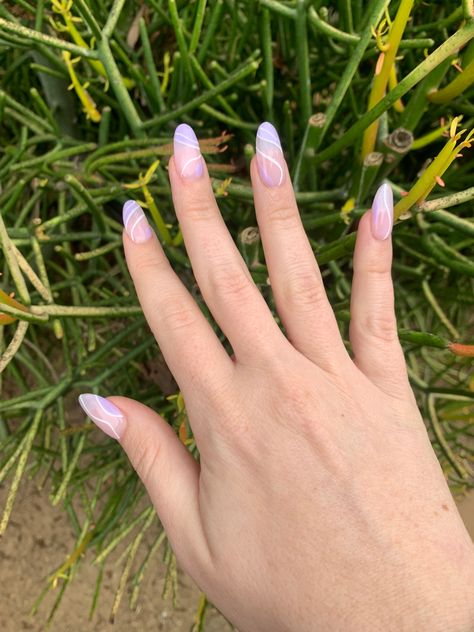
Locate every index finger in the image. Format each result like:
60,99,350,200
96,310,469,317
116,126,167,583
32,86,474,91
122,200,234,408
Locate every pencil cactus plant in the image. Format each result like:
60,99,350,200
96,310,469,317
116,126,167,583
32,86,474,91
0,0,473,627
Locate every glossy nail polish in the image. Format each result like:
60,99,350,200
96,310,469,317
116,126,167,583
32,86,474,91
78,394,125,440
123,200,153,244
256,122,286,187
173,123,204,180
371,183,393,240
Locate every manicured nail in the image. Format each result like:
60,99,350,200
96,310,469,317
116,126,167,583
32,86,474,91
78,394,125,441
123,200,153,244
371,183,393,240
256,122,286,188
173,123,204,180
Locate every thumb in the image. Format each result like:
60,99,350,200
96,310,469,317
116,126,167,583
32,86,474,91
78,393,203,570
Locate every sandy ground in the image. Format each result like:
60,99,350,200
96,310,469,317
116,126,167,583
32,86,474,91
0,478,233,632
1,478,473,632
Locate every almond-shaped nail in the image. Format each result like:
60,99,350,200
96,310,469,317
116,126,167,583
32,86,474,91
78,394,125,441
371,183,393,240
256,122,286,187
173,123,204,180
123,200,153,244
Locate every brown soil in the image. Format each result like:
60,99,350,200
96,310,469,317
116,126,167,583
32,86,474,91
1,479,473,632
0,479,233,632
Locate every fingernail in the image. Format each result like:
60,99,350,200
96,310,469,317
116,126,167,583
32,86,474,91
371,183,393,240
256,122,286,188
78,394,125,441
123,200,153,244
173,123,204,180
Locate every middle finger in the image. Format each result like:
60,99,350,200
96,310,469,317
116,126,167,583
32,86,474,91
169,124,287,365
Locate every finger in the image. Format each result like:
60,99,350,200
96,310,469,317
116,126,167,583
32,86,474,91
170,124,287,365
78,393,209,573
122,199,234,410
251,122,349,373
349,183,411,397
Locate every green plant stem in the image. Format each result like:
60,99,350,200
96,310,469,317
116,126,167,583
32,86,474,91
0,213,30,305
169,0,193,85
142,59,260,129
97,38,143,138
295,1,312,129
139,18,165,114
190,0,207,54
0,321,29,374
308,0,387,154
421,280,460,339
196,0,224,64
463,0,474,20
0,409,42,536
361,0,415,159
428,394,469,479
314,20,474,165
102,0,126,39
428,58,474,103
0,18,98,58
419,186,474,211
74,0,102,41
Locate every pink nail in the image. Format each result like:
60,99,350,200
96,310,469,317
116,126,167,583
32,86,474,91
256,122,286,187
173,123,204,180
371,183,393,240
78,394,126,440
123,200,153,244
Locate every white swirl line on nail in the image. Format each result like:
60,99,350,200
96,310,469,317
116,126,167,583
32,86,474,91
180,154,202,177
96,396,123,418
379,185,393,240
130,213,147,242
257,134,282,152
124,204,141,230
256,148,283,185
80,396,121,440
174,134,200,150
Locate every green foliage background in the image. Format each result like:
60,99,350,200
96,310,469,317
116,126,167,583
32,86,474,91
0,0,473,626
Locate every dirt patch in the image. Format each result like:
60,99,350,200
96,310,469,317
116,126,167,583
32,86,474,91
0,479,233,632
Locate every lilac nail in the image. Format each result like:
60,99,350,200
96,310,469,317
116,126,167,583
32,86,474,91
371,183,393,240
256,122,286,187
173,123,204,180
122,200,153,244
78,394,125,441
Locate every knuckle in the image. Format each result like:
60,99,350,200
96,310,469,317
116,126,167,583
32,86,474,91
182,198,215,222
363,259,392,277
129,436,161,487
267,191,298,226
159,299,198,333
360,310,398,344
282,267,328,313
133,253,168,276
208,261,253,301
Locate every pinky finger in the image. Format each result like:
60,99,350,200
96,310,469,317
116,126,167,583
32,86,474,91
349,184,410,398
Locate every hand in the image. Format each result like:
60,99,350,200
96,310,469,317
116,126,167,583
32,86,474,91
79,123,474,632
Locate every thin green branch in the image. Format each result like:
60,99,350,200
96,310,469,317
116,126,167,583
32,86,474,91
0,18,98,58
314,20,474,165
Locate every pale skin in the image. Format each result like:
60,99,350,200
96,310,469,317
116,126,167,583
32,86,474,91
103,146,474,631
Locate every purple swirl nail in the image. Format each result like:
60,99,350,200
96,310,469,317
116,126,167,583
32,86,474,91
256,122,286,187
173,123,204,180
371,183,393,240
123,200,153,244
78,394,125,440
